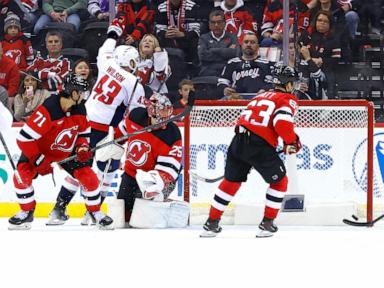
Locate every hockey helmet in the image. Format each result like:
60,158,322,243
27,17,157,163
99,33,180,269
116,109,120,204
113,45,139,72
272,62,299,86
144,92,173,125
63,73,89,97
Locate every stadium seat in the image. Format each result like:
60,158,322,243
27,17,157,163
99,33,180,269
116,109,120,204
191,76,220,100
79,21,108,63
165,48,187,92
61,48,89,66
32,22,78,54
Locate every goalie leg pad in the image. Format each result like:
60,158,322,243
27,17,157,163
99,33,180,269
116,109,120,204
129,198,190,228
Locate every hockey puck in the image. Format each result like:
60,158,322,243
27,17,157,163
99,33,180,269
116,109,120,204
352,215,359,221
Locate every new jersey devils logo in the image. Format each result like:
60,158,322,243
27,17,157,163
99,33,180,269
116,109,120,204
51,126,79,152
127,140,151,166
5,50,21,65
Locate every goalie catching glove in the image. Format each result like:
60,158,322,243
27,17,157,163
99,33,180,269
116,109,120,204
136,169,174,202
95,127,125,162
283,135,302,155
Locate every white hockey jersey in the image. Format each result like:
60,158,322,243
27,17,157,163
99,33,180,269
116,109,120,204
86,38,145,129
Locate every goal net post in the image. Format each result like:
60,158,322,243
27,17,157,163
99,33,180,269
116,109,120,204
183,100,381,226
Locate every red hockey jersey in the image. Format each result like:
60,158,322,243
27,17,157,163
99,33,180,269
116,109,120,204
119,107,182,182
26,55,70,90
16,95,90,162
237,90,298,147
1,32,34,70
261,0,311,36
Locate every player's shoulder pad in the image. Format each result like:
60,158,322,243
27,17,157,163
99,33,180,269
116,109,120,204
153,122,181,147
70,102,87,116
129,107,149,127
41,94,65,120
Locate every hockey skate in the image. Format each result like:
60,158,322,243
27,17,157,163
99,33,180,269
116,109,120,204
92,211,114,230
9,209,35,230
46,202,69,226
256,217,278,238
80,211,96,226
200,218,222,238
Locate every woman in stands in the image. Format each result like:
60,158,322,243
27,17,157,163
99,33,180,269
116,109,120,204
137,33,170,93
73,59,95,99
13,72,50,122
298,10,342,98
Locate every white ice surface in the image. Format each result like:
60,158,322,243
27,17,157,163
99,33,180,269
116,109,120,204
0,218,384,288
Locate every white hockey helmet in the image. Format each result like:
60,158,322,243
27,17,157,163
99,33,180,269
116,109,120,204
113,45,139,72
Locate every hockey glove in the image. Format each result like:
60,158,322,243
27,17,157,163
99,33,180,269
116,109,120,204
136,169,165,202
33,154,53,175
107,16,126,38
76,144,93,163
283,136,302,155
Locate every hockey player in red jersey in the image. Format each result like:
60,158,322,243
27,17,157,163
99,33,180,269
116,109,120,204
200,63,302,238
96,92,183,224
8,73,114,230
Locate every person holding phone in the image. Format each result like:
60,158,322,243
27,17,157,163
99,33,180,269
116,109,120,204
13,72,50,122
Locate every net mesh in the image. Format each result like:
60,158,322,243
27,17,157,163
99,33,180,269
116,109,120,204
187,102,384,221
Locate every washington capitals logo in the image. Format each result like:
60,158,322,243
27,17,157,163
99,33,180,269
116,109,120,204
51,126,79,152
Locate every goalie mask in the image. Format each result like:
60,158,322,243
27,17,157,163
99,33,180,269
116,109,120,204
114,45,139,73
63,73,89,103
144,92,173,125
272,62,299,86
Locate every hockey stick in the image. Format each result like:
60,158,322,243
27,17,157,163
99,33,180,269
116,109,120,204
58,96,195,165
342,214,384,227
189,171,224,183
0,132,23,184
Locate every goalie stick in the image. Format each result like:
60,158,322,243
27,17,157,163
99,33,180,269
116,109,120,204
342,214,384,227
58,95,195,165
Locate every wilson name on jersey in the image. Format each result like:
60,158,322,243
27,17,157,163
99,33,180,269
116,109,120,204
119,107,182,181
16,95,90,162
237,91,298,147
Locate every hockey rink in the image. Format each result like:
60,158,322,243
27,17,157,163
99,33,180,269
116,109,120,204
0,219,383,288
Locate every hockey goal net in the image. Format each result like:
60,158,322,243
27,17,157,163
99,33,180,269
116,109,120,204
183,100,383,225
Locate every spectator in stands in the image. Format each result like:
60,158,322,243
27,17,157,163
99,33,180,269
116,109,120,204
353,0,382,35
218,32,273,100
1,12,34,71
137,34,171,93
0,42,20,110
155,0,200,64
198,9,239,77
298,10,342,98
0,0,40,33
215,0,256,38
88,0,109,21
13,72,50,122
73,59,94,99
261,0,312,47
27,31,71,92
34,0,88,34
168,78,194,116
310,0,359,39
116,0,156,46
289,41,327,100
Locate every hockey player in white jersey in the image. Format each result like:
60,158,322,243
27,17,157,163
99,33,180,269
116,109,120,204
47,17,146,225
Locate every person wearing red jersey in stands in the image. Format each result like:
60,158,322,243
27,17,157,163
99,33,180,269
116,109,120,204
116,0,155,45
201,63,302,238
1,12,34,71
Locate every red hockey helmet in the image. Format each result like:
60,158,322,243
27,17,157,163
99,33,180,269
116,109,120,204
144,92,173,125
